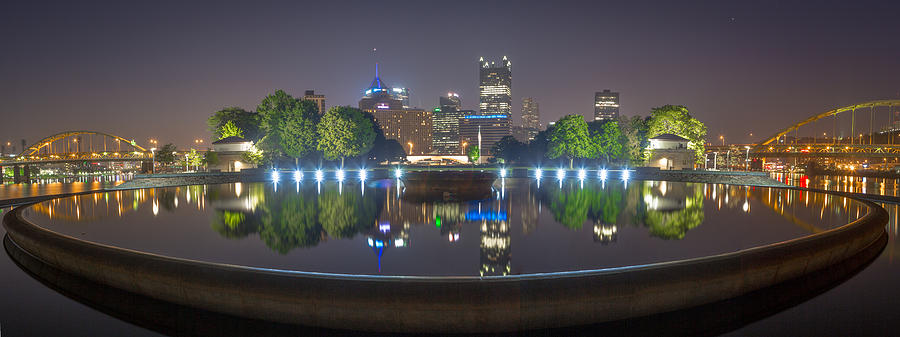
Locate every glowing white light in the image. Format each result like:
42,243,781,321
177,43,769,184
315,170,324,182
622,170,630,181
336,169,345,181
500,168,507,178
599,169,608,180
534,168,543,179
556,168,566,180
271,170,280,182
359,169,368,181
293,170,303,182
394,168,403,179
578,169,586,180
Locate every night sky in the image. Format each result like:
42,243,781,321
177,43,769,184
2,1,899,149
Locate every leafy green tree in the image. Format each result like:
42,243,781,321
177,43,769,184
255,90,316,165
618,115,650,165
208,107,261,141
186,149,203,171
593,120,624,164
547,115,597,168
241,144,264,165
317,106,376,167
219,120,244,139
492,136,525,164
467,145,480,164
280,100,319,166
646,105,707,163
203,151,219,167
370,137,407,163
155,143,177,166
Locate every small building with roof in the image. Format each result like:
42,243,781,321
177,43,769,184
647,134,694,170
209,136,257,172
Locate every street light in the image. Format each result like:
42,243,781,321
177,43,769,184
461,141,468,155
719,135,725,146
744,146,751,171
150,147,157,174
407,142,413,155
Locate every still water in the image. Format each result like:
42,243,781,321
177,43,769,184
0,177,893,335
21,179,860,277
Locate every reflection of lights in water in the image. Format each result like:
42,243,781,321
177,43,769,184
271,170,279,183
394,238,405,247
599,168,608,181
235,182,242,197
152,199,158,216
556,168,566,181
622,169,630,181
448,233,460,242
578,169,586,180
379,222,390,233
293,170,303,182
500,168,507,178
660,181,667,196
743,201,750,212
534,168,542,180
359,169,367,181
394,168,403,179
315,170,324,182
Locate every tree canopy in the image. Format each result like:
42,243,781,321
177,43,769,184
155,143,177,165
646,105,707,163
316,106,376,166
590,120,624,164
219,120,244,139
467,145,480,164
256,90,316,163
547,115,597,168
492,136,525,163
208,107,261,141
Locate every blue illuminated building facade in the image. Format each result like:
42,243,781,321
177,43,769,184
459,114,511,157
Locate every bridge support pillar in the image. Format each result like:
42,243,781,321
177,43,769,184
13,165,21,184
23,165,31,183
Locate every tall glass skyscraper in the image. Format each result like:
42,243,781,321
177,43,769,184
521,97,540,129
479,56,512,117
432,92,466,154
594,89,620,121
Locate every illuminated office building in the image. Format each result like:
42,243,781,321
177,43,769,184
359,65,432,155
432,92,466,154
594,89,619,121
521,97,540,130
459,114,511,157
479,56,512,117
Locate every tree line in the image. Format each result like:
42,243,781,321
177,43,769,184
492,105,707,168
208,90,406,168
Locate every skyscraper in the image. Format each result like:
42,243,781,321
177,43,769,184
303,90,326,114
359,64,432,155
479,56,512,117
521,97,540,130
459,114,510,157
594,89,620,121
432,92,466,154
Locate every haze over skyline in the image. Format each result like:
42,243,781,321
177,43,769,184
2,0,899,149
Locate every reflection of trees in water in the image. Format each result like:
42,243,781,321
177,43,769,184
538,180,705,240
208,183,383,254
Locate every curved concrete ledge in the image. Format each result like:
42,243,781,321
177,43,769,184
1,191,889,333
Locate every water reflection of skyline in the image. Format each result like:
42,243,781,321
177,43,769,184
26,178,870,276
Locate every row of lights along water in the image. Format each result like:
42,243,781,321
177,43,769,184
267,167,632,182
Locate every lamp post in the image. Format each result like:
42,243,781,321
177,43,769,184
461,141,468,155
744,146,751,171
407,142,413,156
720,135,725,146
150,148,156,174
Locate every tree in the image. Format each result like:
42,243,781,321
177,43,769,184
467,145,480,164
593,120,624,164
492,136,525,164
317,106,376,167
203,151,219,167
256,90,313,165
241,144,264,165
646,105,707,163
370,137,407,163
156,143,177,167
186,149,203,171
618,115,650,165
280,100,319,166
547,115,597,168
219,120,244,139
208,107,261,141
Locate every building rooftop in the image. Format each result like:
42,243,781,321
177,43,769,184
212,136,250,144
650,134,689,141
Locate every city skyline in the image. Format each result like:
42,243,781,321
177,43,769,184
1,1,899,148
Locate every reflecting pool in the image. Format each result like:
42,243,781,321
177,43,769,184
21,179,865,277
